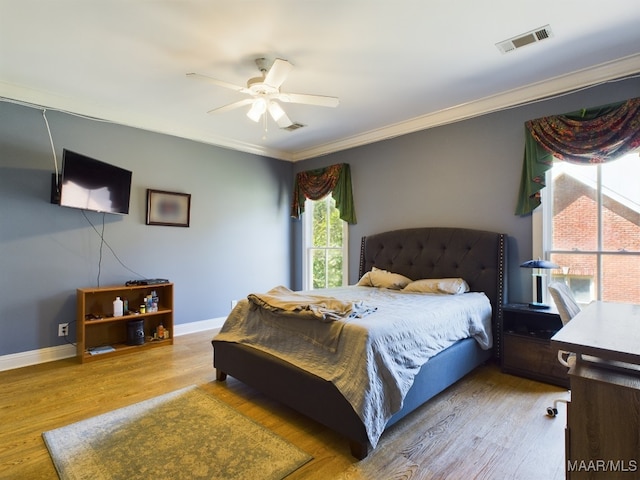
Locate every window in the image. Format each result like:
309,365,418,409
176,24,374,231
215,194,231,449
302,195,348,290
542,151,640,304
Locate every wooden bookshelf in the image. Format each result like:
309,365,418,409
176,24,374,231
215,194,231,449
76,283,174,363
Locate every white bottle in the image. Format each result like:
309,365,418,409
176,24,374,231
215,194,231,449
113,297,124,317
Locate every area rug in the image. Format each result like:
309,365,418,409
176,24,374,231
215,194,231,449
42,386,312,480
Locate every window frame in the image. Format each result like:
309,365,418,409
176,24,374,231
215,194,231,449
537,151,640,304
301,195,349,291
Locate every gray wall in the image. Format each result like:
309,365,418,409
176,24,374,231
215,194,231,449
292,76,640,303
2,75,638,358
0,102,292,355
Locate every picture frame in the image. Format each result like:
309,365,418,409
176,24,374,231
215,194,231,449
146,189,191,227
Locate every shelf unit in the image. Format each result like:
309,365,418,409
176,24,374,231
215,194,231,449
76,282,174,363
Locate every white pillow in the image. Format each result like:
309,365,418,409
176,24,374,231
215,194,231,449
403,278,470,295
357,267,412,290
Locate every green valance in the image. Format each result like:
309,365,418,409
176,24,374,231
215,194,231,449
291,163,357,224
515,97,640,215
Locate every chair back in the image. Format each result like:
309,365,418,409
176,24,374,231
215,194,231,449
548,281,581,326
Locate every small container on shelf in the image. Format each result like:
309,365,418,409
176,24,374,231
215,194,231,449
126,319,145,345
151,290,159,312
113,297,124,317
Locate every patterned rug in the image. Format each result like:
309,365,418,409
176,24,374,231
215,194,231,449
43,386,312,480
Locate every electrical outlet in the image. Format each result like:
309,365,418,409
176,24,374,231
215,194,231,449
58,323,69,337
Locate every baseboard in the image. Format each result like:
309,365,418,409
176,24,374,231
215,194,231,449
0,317,226,372
0,343,77,372
174,317,225,336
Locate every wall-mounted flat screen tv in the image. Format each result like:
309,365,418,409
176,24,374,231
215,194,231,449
52,149,132,215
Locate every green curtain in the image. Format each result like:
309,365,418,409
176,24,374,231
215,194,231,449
291,163,357,224
515,97,640,215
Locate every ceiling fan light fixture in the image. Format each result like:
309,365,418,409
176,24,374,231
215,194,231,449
190,56,339,128
248,78,279,96
268,101,285,121
246,98,267,122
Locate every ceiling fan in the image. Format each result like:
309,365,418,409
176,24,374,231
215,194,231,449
187,58,339,129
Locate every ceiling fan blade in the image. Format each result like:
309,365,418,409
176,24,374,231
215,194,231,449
263,59,293,89
268,101,292,128
186,72,249,93
278,92,339,108
207,98,254,114
276,111,292,129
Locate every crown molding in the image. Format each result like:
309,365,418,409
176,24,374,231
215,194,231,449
3,52,638,164
290,53,640,162
0,82,293,161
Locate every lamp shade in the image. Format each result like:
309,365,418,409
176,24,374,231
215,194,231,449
267,101,285,121
246,98,267,122
520,259,559,269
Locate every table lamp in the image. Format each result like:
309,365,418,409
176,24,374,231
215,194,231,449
520,259,559,309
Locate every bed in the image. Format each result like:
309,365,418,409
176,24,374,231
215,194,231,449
212,227,507,459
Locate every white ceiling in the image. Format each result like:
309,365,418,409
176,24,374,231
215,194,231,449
2,1,639,162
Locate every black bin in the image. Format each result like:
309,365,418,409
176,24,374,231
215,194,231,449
126,319,145,345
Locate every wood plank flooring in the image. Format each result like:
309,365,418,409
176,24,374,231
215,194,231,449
0,330,567,479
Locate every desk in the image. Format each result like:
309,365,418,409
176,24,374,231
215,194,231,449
551,301,640,365
551,302,640,479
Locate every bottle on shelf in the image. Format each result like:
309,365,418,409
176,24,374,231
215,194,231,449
113,297,124,317
146,295,154,312
151,290,159,312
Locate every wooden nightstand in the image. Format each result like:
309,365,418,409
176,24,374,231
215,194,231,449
501,303,569,388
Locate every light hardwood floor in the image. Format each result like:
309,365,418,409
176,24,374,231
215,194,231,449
0,330,567,479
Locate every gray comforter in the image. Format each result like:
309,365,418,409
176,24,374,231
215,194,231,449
214,286,492,447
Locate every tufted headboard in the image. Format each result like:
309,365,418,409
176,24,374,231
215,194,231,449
359,227,507,355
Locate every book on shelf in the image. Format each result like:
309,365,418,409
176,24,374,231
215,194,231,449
88,345,115,355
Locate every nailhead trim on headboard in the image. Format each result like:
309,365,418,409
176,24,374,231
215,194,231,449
495,233,506,359
359,236,366,280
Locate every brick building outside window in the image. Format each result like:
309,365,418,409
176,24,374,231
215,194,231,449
545,152,640,304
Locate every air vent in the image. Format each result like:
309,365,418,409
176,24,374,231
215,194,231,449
281,122,306,132
496,25,553,54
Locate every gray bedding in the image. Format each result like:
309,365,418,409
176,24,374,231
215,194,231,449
214,285,492,447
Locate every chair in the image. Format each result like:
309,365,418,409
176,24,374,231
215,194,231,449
548,281,581,326
545,281,581,417
548,281,581,366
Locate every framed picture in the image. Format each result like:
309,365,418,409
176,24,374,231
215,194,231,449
146,189,191,227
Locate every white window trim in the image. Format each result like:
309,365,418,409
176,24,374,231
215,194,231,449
301,197,348,291
531,171,554,306
302,202,312,290
535,151,640,304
